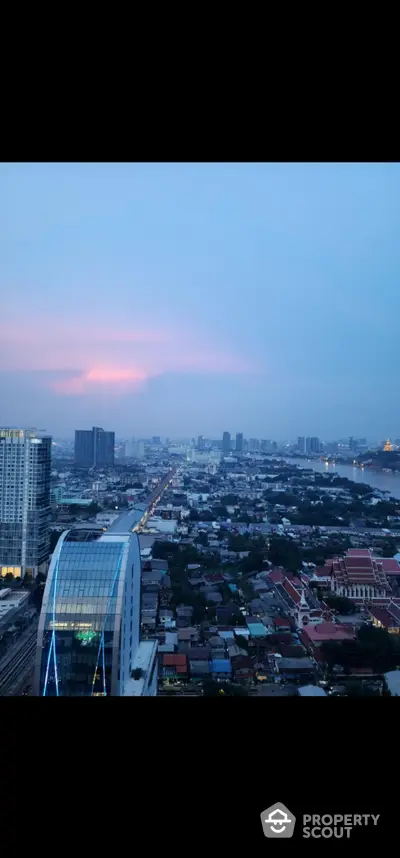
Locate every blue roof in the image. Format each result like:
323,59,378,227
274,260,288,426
211,659,231,673
247,622,267,638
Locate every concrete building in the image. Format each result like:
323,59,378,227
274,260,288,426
236,433,244,453
0,428,52,579
74,426,115,468
0,588,30,631
306,437,320,454
222,432,231,455
297,437,306,453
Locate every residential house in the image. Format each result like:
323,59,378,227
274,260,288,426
161,654,188,680
178,627,199,644
211,658,232,679
275,656,315,683
299,622,356,661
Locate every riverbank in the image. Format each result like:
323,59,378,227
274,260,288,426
283,458,400,501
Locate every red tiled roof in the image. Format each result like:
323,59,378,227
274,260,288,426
314,567,331,578
368,606,400,629
282,578,301,604
380,558,400,574
163,654,188,668
268,569,285,584
347,549,372,556
273,616,291,627
329,550,390,591
302,622,356,643
387,601,400,622
291,576,303,587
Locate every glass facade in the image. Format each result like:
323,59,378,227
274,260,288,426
75,427,115,468
35,532,141,696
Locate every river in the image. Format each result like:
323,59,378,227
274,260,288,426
283,458,400,501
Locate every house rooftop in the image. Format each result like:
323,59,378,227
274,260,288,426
302,622,356,643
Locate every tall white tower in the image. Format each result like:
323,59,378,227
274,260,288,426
0,428,52,579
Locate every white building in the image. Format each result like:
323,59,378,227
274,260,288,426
0,428,52,579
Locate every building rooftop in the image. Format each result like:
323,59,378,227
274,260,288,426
302,622,356,643
327,549,391,590
107,506,145,535
298,684,327,696
123,640,157,697
384,670,400,696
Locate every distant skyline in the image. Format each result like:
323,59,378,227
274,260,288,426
1,163,399,438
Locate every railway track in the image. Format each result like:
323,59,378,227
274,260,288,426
0,631,37,696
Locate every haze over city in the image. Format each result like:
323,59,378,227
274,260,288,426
1,162,399,438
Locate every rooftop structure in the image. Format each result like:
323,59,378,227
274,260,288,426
298,685,327,697
34,519,151,695
0,589,30,630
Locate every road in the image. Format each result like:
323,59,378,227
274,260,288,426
136,468,178,531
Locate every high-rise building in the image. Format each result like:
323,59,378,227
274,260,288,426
306,437,320,454
75,427,115,468
125,437,136,458
249,438,260,452
197,435,206,451
152,436,161,446
135,440,145,460
0,428,52,580
222,432,231,455
235,433,243,452
297,437,306,453
34,512,158,696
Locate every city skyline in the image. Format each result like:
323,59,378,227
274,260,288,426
2,162,399,438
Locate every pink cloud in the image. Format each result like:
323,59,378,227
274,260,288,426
0,317,257,396
52,367,148,396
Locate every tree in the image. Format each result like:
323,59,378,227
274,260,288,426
268,536,301,573
324,595,356,615
221,494,238,506
212,505,228,519
88,502,102,514
202,680,248,697
378,537,398,557
322,624,400,674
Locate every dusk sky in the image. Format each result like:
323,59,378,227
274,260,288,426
1,162,399,440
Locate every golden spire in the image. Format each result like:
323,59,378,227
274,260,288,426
384,439,393,452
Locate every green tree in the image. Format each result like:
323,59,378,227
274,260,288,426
88,502,102,514
212,505,228,519
268,536,301,573
324,595,356,615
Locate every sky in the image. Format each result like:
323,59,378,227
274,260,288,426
1,162,399,441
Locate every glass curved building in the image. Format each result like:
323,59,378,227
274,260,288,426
34,526,150,696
